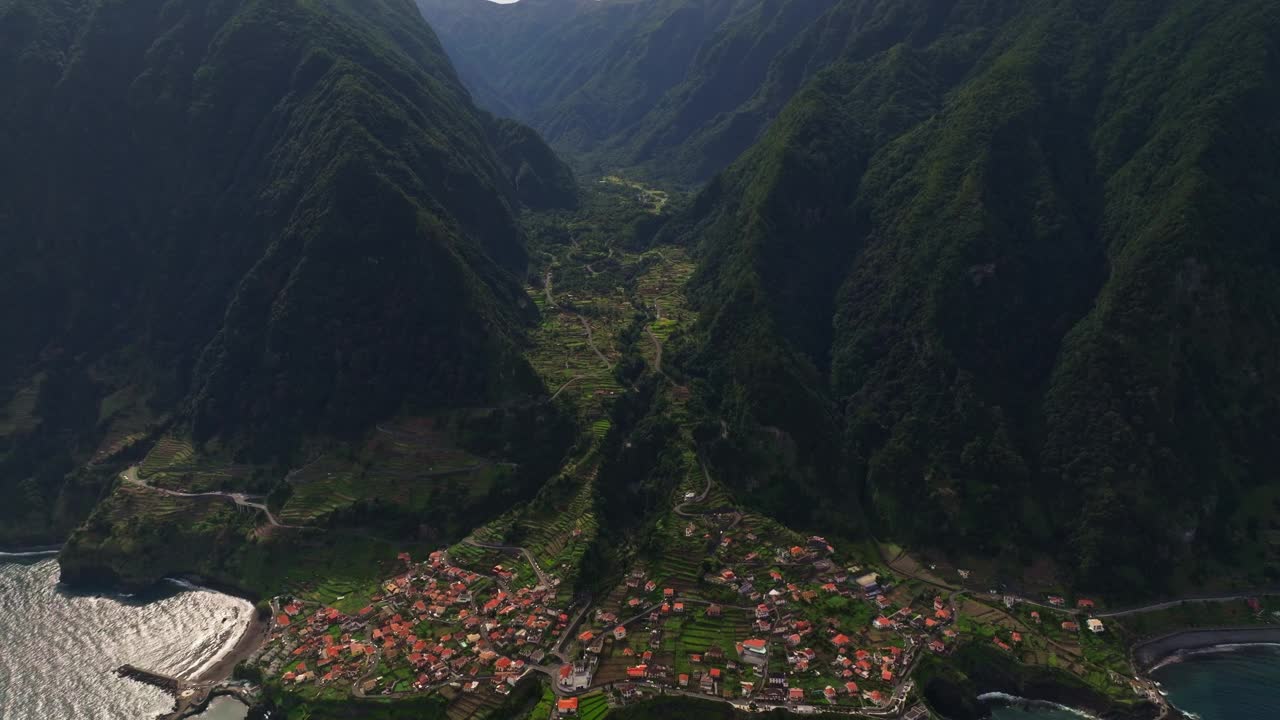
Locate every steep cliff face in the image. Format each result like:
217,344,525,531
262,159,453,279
0,0,568,541
672,0,1280,593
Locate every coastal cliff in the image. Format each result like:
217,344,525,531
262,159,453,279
918,643,1166,720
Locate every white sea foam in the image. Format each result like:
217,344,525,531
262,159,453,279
977,692,1102,720
0,549,60,559
1147,642,1280,673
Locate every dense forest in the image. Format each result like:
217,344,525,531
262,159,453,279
425,0,1280,595
673,0,1280,595
3,0,1278,605
0,0,575,544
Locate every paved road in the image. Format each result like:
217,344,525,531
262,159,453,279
550,597,594,663
673,455,713,517
121,466,302,528
1097,593,1277,618
646,326,664,373
549,376,584,401
646,679,914,717
462,538,553,588
880,541,1277,620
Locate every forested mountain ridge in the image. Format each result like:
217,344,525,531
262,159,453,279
417,0,847,183
0,0,574,544
672,0,1280,594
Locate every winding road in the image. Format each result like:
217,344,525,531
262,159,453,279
673,455,713,518
548,375,585,402
121,466,302,529
578,317,613,371
462,537,553,588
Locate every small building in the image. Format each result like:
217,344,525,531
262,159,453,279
854,573,880,594
557,697,579,716
740,638,769,667
1087,618,1105,634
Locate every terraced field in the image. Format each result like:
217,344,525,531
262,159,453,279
280,417,508,526
462,453,602,601
670,612,752,676
102,482,223,523
649,517,710,597
446,542,542,591
526,298,625,422
134,434,256,493
443,685,503,720
576,690,610,720
601,175,670,213
137,435,195,477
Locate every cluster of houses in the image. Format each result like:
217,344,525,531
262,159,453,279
547,528,947,710
260,549,571,697
1032,596,1106,635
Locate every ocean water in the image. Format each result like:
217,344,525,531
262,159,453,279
984,644,1280,720
0,554,253,720
1152,644,1280,720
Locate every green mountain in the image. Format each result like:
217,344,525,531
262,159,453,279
416,0,845,183
673,0,1280,595
0,0,574,545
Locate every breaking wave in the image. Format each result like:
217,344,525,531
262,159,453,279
977,692,1101,720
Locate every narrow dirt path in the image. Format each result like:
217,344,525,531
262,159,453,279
646,327,663,373
578,317,613,371
548,376,584,402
